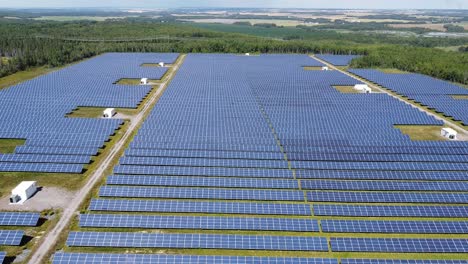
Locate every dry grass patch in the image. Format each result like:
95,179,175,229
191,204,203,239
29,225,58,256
0,138,26,153
395,125,447,141
303,66,324,71
332,85,360,94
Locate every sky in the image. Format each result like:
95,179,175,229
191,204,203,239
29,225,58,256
0,0,466,9
0,0,468,9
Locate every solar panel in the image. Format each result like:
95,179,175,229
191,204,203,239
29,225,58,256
0,212,40,226
52,252,339,264
99,186,305,201
79,214,319,231
89,199,312,215
313,204,468,218
0,252,5,264
308,191,468,204
330,237,468,253
106,175,298,189
0,230,24,246
302,180,468,192
297,170,468,181
114,165,293,179
321,220,468,234
66,232,329,251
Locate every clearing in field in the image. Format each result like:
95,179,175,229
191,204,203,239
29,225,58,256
395,125,448,141
332,85,360,94
0,139,26,154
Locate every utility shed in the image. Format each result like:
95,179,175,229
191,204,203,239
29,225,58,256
322,66,329,71
103,108,116,118
362,86,372,93
140,78,149,85
10,181,37,204
159,62,165,67
245,53,250,56
441,127,457,140
354,84,369,91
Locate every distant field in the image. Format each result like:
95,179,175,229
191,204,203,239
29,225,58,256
183,18,308,27
33,16,126,21
0,66,54,90
388,23,468,31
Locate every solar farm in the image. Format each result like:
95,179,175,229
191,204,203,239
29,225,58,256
0,53,467,263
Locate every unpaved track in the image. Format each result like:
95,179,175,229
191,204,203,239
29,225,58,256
27,54,185,264
312,55,468,137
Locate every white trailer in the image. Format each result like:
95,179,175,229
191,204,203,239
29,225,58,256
103,108,116,118
10,181,37,204
322,66,329,71
140,78,149,85
158,62,165,67
354,84,369,91
441,127,457,140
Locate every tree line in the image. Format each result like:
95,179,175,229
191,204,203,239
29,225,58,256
0,19,467,85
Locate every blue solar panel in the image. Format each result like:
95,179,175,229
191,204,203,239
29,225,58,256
321,220,468,234
0,212,40,226
79,214,319,231
308,191,468,204
66,232,329,251
125,148,285,160
0,163,83,173
119,157,289,169
292,160,468,171
330,237,468,253
0,53,179,173
296,170,468,181
89,199,312,215
0,252,5,264
0,230,24,246
99,186,305,201
0,154,90,164
52,253,339,264
313,204,468,218
302,180,468,192
114,165,293,178
106,175,298,189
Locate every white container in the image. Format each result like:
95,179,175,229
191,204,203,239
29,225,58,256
103,108,116,118
159,62,165,67
354,84,369,91
322,66,329,71
10,181,37,204
441,127,457,140
140,78,149,85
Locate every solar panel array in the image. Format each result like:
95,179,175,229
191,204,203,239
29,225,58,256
0,212,40,226
0,53,179,173
0,230,24,246
66,232,329,251
52,253,338,264
350,69,468,124
0,252,5,264
60,54,468,262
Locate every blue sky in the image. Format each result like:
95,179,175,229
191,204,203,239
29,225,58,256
0,0,466,9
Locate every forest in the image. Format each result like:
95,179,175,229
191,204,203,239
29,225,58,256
0,19,467,85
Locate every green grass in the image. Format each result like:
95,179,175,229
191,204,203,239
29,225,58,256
303,66,324,71
0,66,55,90
115,78,160,85
332,85,360,94
377,68,410,74
452,95,468,99
67,107,138,118
0,138,26,154
395,125,446,141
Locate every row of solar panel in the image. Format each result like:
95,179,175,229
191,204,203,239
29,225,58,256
106,175,468,191
0,212,40,226
88,199,468,218
0,230,24,246
66,232,468,252
51,253,468,264
79,214,319,232
79,214,468,234
296,170,468,181
107,175,299,189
